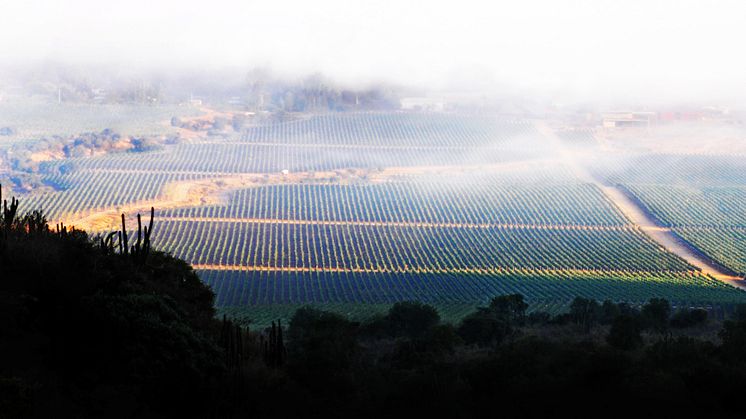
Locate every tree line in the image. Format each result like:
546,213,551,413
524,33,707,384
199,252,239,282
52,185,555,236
3,185,746,418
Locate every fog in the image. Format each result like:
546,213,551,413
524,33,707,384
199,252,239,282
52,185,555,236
1,0,746,105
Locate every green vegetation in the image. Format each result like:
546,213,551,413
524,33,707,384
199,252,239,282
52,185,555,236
4,187,746,417
238,112,539,147
5,112,746,319
203,270,746,328
625,184,746,228
674,228,746,275
602,156,746,276
159,220,691,271
159,179,628,226
19,171,211,220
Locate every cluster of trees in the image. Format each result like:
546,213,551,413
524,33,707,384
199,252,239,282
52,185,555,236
2,129,177,192
213,296,746,417
242,71,400,113
170,114,249,135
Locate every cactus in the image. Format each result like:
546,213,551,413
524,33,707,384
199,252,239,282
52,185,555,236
109,207,154,264
262,319,286,368
100,231,118,255
220,315,249,375
121,214,128,255
1,184,20,235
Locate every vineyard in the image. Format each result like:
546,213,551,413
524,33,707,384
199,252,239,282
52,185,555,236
47,141,543,174
157,178,629,227
673,228,746,275
203,269,745,325
592,153,746,186
154,219,692,272
593,153,746,277
555,128,598,149
624,184,746,228
19,170,212,220
4,109,746,322
237,113,539,147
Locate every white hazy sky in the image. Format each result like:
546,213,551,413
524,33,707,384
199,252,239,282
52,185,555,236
1,0,745,102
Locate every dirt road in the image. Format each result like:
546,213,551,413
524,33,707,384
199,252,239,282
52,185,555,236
601,185,746,288
537,121,746,290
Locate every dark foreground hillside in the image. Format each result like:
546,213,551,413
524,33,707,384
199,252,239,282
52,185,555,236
3,186,746,418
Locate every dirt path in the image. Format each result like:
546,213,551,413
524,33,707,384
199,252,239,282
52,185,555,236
600,186,746,288
537,122,746,290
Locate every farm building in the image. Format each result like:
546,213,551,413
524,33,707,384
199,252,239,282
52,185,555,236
400,97,446,112
601,111,657,128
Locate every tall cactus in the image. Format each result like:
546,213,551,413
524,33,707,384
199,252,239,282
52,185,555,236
105,207,155,264
220,315,248,374
262,319,286,368
1,183,20,235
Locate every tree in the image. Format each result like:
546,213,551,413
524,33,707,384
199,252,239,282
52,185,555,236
287,307,359,380
719,317,746,360
569,297,601,331
607,314,643,350
457,310,511,346
232,114,248,131
527,311,551,325
641,298,671,332
457,294,528,346
212,117,228,131
600,300,621,324
383,301,440,338
670,308,708,328
488,294,529,325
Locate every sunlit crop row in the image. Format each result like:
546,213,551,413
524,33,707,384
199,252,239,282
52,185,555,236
154,220,692,272
158,180,629,227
